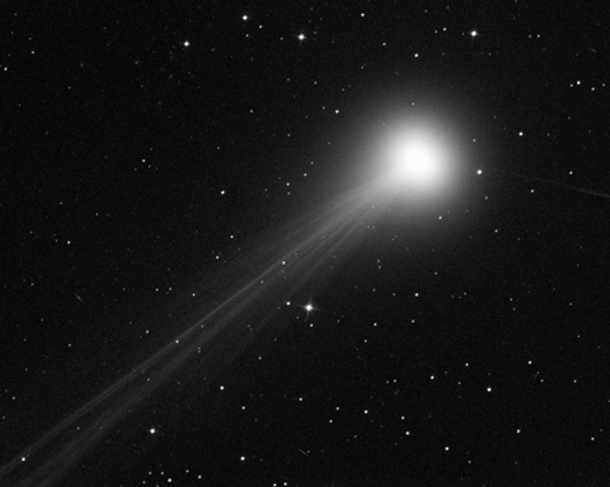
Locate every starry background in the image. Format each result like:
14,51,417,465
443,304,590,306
3,2,610,486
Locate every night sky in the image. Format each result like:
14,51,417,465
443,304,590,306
3,2,610,486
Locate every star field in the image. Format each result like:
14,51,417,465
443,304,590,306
3,2,610,486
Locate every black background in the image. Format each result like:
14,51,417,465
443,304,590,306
3,2,609,485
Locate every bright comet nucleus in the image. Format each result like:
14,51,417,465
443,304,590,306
386,131,447,187
368,115,464,205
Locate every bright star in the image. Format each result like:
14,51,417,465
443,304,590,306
304,303,314,312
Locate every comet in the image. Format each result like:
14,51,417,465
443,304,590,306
0,112,466,487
